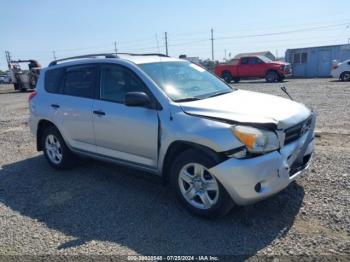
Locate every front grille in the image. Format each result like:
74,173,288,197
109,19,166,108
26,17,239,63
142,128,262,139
284,117,312,145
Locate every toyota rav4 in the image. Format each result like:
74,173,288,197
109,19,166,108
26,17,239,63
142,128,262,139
29,53,315,218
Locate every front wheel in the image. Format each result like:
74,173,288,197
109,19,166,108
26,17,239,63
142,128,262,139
170,149,234,218
277,74,285,82
265,71,278,82
233,77,240,83
340,71,350,81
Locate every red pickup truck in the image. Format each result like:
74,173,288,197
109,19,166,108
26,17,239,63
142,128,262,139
214,56,292,83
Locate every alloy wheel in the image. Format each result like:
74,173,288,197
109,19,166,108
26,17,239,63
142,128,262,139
343,73,350,81
178,163,219,210
45,134,63,164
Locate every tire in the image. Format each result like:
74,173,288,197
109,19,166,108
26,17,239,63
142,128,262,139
340,71,350,81
233,77,240,83
42,126,77,170
277,74,285,82
170,149,234,218
265,71,278,83
221,71,233,83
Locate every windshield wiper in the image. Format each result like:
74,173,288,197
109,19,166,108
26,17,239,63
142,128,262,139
206,91,232,98
174,97,202,102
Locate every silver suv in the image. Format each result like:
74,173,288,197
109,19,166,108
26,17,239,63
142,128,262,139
29,53,315,218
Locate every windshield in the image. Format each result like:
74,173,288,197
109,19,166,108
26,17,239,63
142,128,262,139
258,56,272,63
138,61,234,101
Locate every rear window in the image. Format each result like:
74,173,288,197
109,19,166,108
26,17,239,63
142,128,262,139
45,68,64,93
62,66,96,98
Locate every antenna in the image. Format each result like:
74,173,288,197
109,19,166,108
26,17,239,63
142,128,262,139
281,86,294,100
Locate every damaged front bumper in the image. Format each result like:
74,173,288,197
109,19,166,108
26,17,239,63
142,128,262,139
209,114,315,206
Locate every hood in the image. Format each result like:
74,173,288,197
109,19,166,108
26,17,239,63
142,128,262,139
268,61,289,66
180,90,311,129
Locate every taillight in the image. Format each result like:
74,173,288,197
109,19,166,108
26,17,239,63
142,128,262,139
332,65,338,70
28,90,37,101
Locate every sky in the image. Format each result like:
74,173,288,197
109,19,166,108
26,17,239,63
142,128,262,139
1,0,350,70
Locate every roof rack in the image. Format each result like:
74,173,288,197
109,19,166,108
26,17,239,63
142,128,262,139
117,53,169,57
48,52,169,66
49,53,117,66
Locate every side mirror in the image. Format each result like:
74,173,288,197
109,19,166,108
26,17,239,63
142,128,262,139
124,92,151,107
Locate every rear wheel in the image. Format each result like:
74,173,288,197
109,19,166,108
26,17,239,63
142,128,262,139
265,71,278,82
340,71,350,81
42,126,77,170
170,149,234,218
221,71,233,83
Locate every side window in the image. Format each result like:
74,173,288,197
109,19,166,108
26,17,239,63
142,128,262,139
63,66,96,98
250,57,263,64
294,53,301,64
45,68,64,93
100,64,149,103
241,58,249,64
294,53,307,64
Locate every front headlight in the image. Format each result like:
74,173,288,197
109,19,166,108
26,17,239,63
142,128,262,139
232,125,279,154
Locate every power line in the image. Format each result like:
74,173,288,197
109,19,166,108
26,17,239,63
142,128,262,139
155,34,160,53
215,22,349,41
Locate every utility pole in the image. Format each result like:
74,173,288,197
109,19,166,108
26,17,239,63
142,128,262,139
52,51,56,60
211,28,214,61
114,41,118,54
224,49,227,61
164,32,168,56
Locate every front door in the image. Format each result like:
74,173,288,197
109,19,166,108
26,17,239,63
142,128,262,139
238,57,251,77
249,57,265,77
92,64,159,168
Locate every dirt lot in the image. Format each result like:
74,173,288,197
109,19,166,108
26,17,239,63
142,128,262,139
0,79,349,260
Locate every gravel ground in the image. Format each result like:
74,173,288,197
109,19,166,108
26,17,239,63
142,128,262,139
0,79,349,261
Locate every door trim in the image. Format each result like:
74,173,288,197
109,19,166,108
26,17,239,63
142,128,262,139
71,147,160,175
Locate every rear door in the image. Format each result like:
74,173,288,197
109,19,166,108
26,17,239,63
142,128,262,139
92,63,159,168
51,65,97,153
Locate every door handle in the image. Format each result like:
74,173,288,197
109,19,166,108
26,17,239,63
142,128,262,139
93,110,106,116
51,104,60,109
